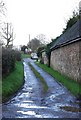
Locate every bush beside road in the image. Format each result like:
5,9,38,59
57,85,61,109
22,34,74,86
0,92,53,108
2,48,24,103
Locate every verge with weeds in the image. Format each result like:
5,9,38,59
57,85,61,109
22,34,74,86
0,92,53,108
36,62,81,97
21,53,31,59
2,61,24,102
29,63,48,94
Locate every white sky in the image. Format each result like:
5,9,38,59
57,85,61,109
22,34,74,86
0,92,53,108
5,0,80,45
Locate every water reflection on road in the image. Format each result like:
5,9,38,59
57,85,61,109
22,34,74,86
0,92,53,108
2,58,80,118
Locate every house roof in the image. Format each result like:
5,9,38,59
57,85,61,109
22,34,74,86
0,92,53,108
51,19,81,51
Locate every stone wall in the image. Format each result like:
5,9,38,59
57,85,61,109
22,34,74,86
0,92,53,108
50,41,81,83
42,52,48,65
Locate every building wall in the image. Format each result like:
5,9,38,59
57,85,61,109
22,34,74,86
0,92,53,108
42,52,48,65
50,41,81,83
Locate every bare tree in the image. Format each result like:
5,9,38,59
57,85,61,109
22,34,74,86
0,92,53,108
2,23,15,47
0,0,6,16
27,38,43,52
0,0,6,24
0,0,6,46
36,34,48,45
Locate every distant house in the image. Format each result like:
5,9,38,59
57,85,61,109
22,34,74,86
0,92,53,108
50,19,81,83
24,48,32,54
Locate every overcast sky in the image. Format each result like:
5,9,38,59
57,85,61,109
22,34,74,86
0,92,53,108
5,0,80,46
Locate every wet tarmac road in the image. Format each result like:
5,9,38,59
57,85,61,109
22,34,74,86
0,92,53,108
2,58,80,118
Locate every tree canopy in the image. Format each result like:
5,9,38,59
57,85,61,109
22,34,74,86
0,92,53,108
27,37,45,52
37,46,45,57
62,10,79,33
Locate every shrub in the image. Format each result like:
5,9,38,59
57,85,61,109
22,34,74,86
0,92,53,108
37,46,45,58
2,48,16,76
15,50,21,61
2,47,22,78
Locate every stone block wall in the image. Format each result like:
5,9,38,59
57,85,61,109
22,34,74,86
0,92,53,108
42,52,48,65
50,41,81,83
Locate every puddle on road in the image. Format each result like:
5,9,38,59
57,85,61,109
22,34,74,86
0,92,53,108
16,103,48,109
17,110,56,118
3,59,80,118
27,87,32,90
17,110,36,115
49,94,63,101
17,109,59,118
60,106,81,112
23,86,33,91
22,100,33,103
18,92,31,99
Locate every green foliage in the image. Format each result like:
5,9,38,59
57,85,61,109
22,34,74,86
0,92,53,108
2,48,16,76
46,37,60,57
37,46,45,57
15,50,21,61
45,43,52,58
45,37,59,66
66,16,79,28
36,62,81,97
2,48,21,77
21,53,31,59
45,11,79,64
21,45,27,52
2,61,24,102
63,11,79,33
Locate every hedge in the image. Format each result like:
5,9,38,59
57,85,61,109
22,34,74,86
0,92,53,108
2,47,21,77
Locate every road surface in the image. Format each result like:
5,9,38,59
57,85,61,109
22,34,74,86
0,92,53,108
2,58,80,118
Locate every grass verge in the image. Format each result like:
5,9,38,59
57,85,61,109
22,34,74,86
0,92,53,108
36,62,81,97
29,63,48,94
2,61,24,103
21,52,31,59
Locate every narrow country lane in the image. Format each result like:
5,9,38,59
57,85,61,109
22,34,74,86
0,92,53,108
2,58,80,118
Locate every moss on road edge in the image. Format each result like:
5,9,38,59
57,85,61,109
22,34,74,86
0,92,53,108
29,63,48,94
